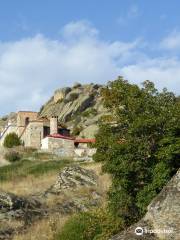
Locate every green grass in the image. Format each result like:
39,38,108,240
55,209,123,240
0,159,70,182
23,150,55,161
55,212,101,240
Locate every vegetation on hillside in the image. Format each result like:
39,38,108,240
3,132,21,148
55,208,123,240
0,159,70,182
94,76,180,225
4,151,22,162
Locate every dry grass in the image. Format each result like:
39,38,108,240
0,161,111,198
0,219,24,231
3,162,112,240
0,172,57,196
13,213,69,240
83,162,112,195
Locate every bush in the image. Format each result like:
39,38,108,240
69,93,79,101
4,151,21,162
82,108,97,117
72,126,83,136
3,133,21,148
55,212,100,240
55,209,123,240
1,116,8,121
63,93,79,104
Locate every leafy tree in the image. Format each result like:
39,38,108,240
94,76,180,224
3,132,21,148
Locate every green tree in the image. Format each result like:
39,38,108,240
3,132,21,148
94,76,180,224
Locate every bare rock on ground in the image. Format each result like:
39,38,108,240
46,165,97,194
110,169,180,240
0,166,100,239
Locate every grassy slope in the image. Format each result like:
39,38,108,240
0,159,70,182
0,148,113,240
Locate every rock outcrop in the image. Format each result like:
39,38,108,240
0,191,46,239
0,166,100,239
110,169,180,240
1,84,108,138
39,83,108,138
46,166,97,194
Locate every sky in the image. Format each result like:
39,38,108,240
0,0,180,115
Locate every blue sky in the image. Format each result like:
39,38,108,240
0,0,180,115
1,0,179,43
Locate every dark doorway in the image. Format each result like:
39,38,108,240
25,117,29,126
43,126,50,138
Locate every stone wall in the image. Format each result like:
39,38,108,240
17,111,38,136
22,121,44,148
41,137,74,157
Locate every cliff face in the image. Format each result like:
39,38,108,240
39,83,108,138
110,169,180,240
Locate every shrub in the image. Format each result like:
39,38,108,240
3,133,21,148
55,212,100,240
4,151,21,162
72,126,83,136
1,116,8,121
69,93,79,101
82,108,97,117
63,93,79,104
55,209,123,240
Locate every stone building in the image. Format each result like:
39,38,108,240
0,111,70,149
17,111,38,136
0,111,96,158
41,134,75,157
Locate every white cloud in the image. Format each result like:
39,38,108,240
160,30,180,50
121,57,180,94
61,20,98,40
0,20,179,116
0,21,138,115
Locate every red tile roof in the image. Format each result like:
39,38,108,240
74,138,96,143
47,134,96,143
48,134,75,140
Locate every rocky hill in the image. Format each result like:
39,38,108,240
0,83,108,138
39,83,108,138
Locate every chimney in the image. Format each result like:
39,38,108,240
50,116,58,135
